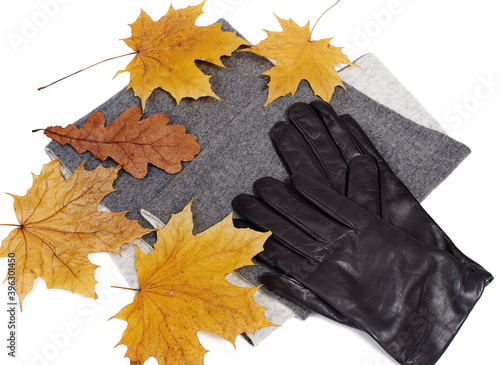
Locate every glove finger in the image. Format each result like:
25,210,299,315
270,121,330,186
232,194,329,261
347,155,381,216
254,177,350,245
261,272,358,328
339,114,413,206
287,102,348,194
255,235,307,273
339,114,433,229
309,100,362,164
291,172,365,229
233,218,264,231
233,218,310,272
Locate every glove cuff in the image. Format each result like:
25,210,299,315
399,265,493,365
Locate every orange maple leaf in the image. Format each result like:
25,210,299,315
0,160,153,309
247,15,356,106
41,107,200,179
117,0,249,109
111,200,275,365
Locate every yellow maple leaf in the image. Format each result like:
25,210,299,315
248,15,356,106
111,200,275,365
0,160,153,309
117,0,249,109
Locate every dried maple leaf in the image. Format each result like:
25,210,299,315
0,160,153,309
41,107,200,179
111,201,275,365
247,15,356,106
117,0,249,109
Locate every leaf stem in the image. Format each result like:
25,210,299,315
111,285,140,292
310,0,341,37
32,129,45,133
0,224,21,228
37,51,139,91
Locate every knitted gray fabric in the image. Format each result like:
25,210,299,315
44,20,470,344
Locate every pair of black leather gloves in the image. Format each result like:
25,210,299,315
232,101,493,365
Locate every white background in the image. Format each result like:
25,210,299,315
0,0,499,364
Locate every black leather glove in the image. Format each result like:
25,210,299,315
273,100,482,264
232,171,492,365
252,100,491,325
232,100,493,364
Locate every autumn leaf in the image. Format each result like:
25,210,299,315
247,15,355,106
111,200,275,365
0,160,153,309
117,0,249,109
39,107,200,179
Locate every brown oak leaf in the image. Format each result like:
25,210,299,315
117,0,249,109
111,200,275,365
41,107,200,179
0,160,153,309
